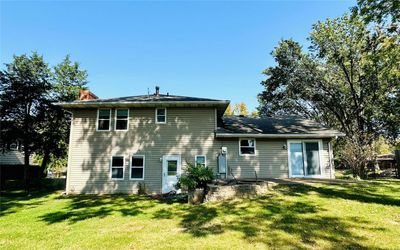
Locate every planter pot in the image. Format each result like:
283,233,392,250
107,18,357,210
188,188,204,204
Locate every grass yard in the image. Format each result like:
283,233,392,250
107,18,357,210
1,180,400,250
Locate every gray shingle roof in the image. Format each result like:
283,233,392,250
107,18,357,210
70,94,226,103
216,116,344,138
56,94,230,116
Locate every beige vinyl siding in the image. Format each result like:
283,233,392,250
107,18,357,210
67,108,218,194
67,107,335,194
215,138,289,179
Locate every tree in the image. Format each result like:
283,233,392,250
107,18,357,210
352,0,399,24
250,110,259,118
224,104,234,116
258,14,399,178
0,53,52,190
234,102,249,116
0,53,88,190
53,55,88,101
36,56,88,171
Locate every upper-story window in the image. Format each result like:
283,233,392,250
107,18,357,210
115,109,129,131
156,108,167,124
239,138,256,155
195,155,206,167
97,109,111,131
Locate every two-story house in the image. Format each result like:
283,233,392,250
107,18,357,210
58,88,344,194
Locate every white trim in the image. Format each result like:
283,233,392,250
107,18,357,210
238,138,256,156
110,155,125,180
66,113,73,194
287,139,323,178
217,133,344,138
114,108,129,131
155,108,167,124
195,155,207,167
328,141,335,179
130,155,145,180
96,108,111,131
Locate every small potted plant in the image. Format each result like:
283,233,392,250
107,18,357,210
176,162,214,204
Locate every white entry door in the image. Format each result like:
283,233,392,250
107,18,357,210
162,155,181,193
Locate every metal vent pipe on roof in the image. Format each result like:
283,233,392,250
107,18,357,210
155,86,160,96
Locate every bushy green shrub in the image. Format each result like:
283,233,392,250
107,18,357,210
176,162,214,191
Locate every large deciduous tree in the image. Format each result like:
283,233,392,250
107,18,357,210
0,53,52,190
258,13,399,178
36,56,88,171
0,53,88,190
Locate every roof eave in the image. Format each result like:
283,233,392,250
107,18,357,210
215,132,345,139
55,100,230,108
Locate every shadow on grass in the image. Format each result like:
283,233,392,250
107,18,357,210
39,194,157,224
0,189,57,217
276,181,400,206
4,180,398,249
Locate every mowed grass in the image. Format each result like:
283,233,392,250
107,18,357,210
1,180,400,250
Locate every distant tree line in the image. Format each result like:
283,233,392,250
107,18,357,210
224,102,259,118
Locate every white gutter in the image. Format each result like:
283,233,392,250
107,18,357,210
215,133,345,138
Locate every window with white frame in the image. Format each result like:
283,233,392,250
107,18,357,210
195,155,206,167
130,155,145,180
155,108,166,124
97,109,111,131
111,156,124,180
115,109,129,130
239,139,256,155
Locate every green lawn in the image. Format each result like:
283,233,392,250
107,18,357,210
1,180,400,250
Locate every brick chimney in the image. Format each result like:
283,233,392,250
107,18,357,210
155,86,160,96
79,89,99,101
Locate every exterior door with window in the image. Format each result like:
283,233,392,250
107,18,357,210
288,140,322,177
162,155,181,193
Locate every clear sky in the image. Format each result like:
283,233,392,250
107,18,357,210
1,0,355,111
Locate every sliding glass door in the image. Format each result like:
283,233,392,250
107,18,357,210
288,141,322,177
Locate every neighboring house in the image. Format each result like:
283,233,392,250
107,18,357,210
0,143,34,166
57,88,344,194
0,145,41,183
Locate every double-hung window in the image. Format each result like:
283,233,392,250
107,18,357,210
195,155,206,167
115,109,129,131
111,156,124,180
130,155,145,180
97,109,111,131
155,108,166,124
239,139,256,155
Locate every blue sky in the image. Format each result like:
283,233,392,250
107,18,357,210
1,0,354,111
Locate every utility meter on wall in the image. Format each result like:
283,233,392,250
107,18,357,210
221,147,227,154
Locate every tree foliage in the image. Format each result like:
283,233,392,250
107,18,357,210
0,53,87,190
224,104,234,115
352,0,399,24
258,13,399,177
234,102,249,116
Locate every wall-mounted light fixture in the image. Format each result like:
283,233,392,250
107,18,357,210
282,144,287,150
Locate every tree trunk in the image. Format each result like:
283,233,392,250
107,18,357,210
24,149,30,193
41,151,50,170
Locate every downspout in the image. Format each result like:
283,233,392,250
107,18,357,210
65,111,73,194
